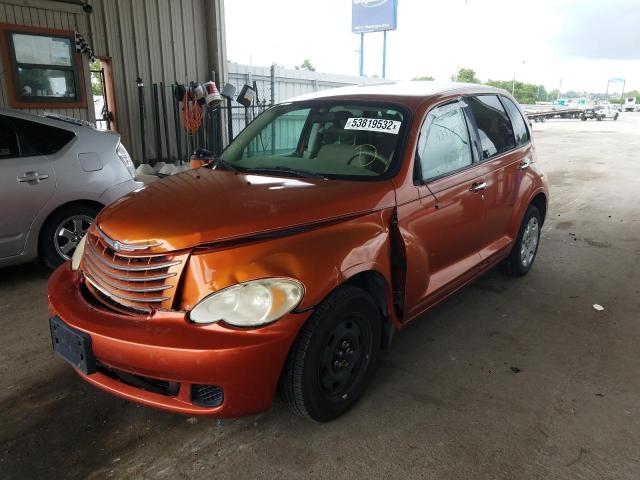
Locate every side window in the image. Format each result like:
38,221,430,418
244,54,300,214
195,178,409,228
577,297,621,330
8,117,74,156
417,104,473,180
0,116,20,158
243,108,310,158
501,96,530,146
467,95,516,159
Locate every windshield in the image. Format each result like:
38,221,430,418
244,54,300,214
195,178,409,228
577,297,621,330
221,102,407,180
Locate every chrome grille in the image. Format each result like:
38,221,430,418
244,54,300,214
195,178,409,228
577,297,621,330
81,232,186,314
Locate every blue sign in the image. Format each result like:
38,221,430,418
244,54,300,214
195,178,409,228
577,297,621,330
352,0,398,33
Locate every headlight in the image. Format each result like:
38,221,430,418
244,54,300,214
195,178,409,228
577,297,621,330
190,278,304,327
116,142,136,178
71,235,87,271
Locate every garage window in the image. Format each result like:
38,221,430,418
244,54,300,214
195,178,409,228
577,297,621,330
467,95,516,159
0,26,87,109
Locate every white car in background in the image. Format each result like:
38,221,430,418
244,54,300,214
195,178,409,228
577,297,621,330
0,109,141,269
595,105,620,120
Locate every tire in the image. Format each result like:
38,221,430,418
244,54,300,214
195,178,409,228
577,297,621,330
499,205,542,277
581,116,587,121
280,285,382,422
39,203,100,270
614,114,619,121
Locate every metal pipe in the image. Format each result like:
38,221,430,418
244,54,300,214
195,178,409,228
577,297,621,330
152,83,162,162
136,77,147,164
160,82,171,162
226,96,234,142
172,83,183,164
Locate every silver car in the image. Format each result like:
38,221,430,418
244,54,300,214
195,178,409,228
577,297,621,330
0,109,142,269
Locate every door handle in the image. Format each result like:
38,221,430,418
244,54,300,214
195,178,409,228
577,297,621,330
517,161,531,170
469,181,487,192
17,171,49,183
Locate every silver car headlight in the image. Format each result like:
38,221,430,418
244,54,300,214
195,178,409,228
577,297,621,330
71,235,87,271
116,142,136,178
189,278,304,327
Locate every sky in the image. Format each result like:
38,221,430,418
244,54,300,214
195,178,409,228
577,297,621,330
225,0,640,94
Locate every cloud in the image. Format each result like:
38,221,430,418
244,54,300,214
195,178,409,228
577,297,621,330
552,0,640,59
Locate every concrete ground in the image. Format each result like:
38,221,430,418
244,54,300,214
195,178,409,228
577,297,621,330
1,113,639,480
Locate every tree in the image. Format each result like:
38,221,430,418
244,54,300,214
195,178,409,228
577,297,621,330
90,60,103,96
295,59,316,71
412,75,434,81
452,67,479,83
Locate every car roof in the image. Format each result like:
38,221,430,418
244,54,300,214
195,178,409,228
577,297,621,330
0,107,116,137
287,81,505,104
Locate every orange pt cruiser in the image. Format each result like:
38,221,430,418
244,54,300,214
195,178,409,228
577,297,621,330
48,83,548,422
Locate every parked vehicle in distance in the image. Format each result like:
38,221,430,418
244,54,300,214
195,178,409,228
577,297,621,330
580,106,619,121
48,82,549,422
598,105,620,120
0,109,141,269
624,97,637,112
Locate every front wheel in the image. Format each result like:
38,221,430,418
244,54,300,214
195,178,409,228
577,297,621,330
500,205,542,277
280,285,381,422
614,114,619,121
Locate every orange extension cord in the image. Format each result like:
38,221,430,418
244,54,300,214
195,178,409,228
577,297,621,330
181,93,203,135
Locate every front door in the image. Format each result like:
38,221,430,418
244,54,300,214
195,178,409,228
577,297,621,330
0,115,55,258
401,101,486,318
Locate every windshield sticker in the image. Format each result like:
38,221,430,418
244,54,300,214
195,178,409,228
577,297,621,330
344,117,401,134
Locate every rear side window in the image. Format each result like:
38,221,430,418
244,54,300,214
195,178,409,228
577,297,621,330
417,103,473,180
9,117,75,155
0,117,20,158
467,95,516,159
501,96,530,146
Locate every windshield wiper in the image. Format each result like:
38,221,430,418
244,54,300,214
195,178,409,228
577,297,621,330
241,166,327,180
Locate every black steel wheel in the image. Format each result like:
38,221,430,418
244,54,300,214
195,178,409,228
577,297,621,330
280,285,381,422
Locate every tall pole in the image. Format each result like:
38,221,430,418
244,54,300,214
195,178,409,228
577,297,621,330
512,72,515,95
382,30,387,79
557,79,562,101
621,80,626,104
359,33,364,76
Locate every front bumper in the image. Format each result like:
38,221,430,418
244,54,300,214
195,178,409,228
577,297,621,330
47,264,311,417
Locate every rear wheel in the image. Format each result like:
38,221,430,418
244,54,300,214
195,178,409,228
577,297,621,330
40,203,100,269
500,205,542,277
280,285,381,422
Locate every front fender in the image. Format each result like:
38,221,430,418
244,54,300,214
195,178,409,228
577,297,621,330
178,208,395,312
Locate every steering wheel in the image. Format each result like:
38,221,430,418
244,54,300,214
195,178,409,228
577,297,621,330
347,144,389,169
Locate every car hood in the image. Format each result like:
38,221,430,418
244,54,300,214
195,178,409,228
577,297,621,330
95,168,396,252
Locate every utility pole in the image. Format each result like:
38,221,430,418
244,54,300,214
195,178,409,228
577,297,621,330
382,31,387,79
557,79,562,101
359,33,364,77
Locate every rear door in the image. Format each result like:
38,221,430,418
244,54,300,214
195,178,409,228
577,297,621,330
464,95,527,261
0,115,55,258
401,100,486,317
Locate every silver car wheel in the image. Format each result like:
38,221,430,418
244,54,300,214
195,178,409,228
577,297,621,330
520,217,539,268
55,215,93,260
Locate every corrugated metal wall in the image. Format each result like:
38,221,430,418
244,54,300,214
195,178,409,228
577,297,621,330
88,0,213,162
227,62,381,104
0,0,93,121
0,0,221,163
